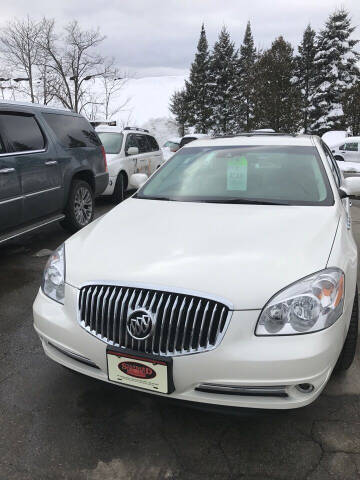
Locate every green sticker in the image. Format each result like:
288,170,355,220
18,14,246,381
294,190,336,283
227,156,248,191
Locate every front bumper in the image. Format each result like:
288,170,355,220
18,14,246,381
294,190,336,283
33,284,350,410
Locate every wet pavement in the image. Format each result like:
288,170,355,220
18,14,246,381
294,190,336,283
1,198,360,480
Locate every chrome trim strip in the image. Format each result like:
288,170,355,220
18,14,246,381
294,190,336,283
0,148,46,158
0,186,61,205
0,195,23,205
0,214,65,244
47,341,99,369
25,186,61,198
195,384,288,397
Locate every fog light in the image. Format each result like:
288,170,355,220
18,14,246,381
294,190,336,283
296,383,314,394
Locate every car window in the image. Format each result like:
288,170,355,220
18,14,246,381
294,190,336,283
43,113,101,148
137,145,333,206
125,134,138,152
322,141,341,187
148,136,160,151
0,131,6,153
345,142,359,152
97,132,123,154
179,137,197,148
136,134,150,153
0,113,45,152
339,144,345,150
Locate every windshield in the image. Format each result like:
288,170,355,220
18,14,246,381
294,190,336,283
98,132,123,154
136,146,334,206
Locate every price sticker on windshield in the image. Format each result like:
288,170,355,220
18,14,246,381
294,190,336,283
227,156,248,191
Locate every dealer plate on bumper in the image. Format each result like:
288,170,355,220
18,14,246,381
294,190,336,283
107,349,175,394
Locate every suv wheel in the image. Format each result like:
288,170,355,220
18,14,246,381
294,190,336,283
61,180,95,233
111,172,126,204
334,288,358,372
334,155,344,161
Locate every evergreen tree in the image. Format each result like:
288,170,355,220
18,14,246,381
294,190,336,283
185,24,212,133
169,89,189,136
208,26,239,134
253,36,301,132
296,24,317,132
343,80,360,136
309,9,359,135
237,21,257,131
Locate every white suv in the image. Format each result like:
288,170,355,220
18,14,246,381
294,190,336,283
96,126,164,203
332,137,360,163
34,133,359,410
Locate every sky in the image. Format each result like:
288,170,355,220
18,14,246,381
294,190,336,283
1,0,359,77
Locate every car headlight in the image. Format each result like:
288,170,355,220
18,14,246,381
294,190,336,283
42,244,65,304
255,268,344,335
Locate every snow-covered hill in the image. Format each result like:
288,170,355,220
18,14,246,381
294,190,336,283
114,75,187,126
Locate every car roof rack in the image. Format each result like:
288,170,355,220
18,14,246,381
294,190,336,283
212,132,298,138
124,127,149,133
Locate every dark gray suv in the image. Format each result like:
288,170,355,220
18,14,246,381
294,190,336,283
0,101,108,244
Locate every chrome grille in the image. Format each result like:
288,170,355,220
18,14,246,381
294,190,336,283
78,285,231,356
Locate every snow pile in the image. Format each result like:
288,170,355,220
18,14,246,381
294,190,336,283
141,117,180,146
337,161,360,173
322,130,347,147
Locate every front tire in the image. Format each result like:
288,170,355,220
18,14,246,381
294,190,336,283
334,155,344,161
61,180,95,233
334,288,358,372
110,172,126,204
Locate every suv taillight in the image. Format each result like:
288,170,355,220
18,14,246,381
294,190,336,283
101,145,108,172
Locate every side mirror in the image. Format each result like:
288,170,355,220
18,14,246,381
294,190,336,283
171,146,180,153
127,146,139,156
339,176,360,198
130,173,148,189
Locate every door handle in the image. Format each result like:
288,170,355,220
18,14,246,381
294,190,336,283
0,167,15,174
45,160,58,166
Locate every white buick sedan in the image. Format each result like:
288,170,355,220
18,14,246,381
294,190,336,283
33,134,360,410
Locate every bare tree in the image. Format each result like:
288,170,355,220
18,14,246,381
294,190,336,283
98,59,130,119
40,19,106,112
0,16,43,102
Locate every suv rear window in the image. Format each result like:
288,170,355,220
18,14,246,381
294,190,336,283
97,132,123,154
43,113,101,148
0,113,45,152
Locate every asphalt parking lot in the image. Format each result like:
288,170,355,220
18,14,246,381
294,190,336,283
2,199,360,480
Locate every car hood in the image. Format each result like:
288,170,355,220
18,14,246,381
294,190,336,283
65,198,339,310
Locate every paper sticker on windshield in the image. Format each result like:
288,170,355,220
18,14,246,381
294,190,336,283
227,157,247,191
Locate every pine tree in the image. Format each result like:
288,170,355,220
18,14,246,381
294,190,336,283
252,36,301,132
296,25,317,132
208,26,239,134
309,9,359,135
169,89,189,136
237,21,257,131
343,81,360,136
185,24,212,133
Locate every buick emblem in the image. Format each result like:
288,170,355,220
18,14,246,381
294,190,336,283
126,310,154,340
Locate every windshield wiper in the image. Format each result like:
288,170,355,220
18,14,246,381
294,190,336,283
136,195,175,201
202,198,290,205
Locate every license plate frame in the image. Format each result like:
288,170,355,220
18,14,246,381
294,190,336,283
106,347,175,394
